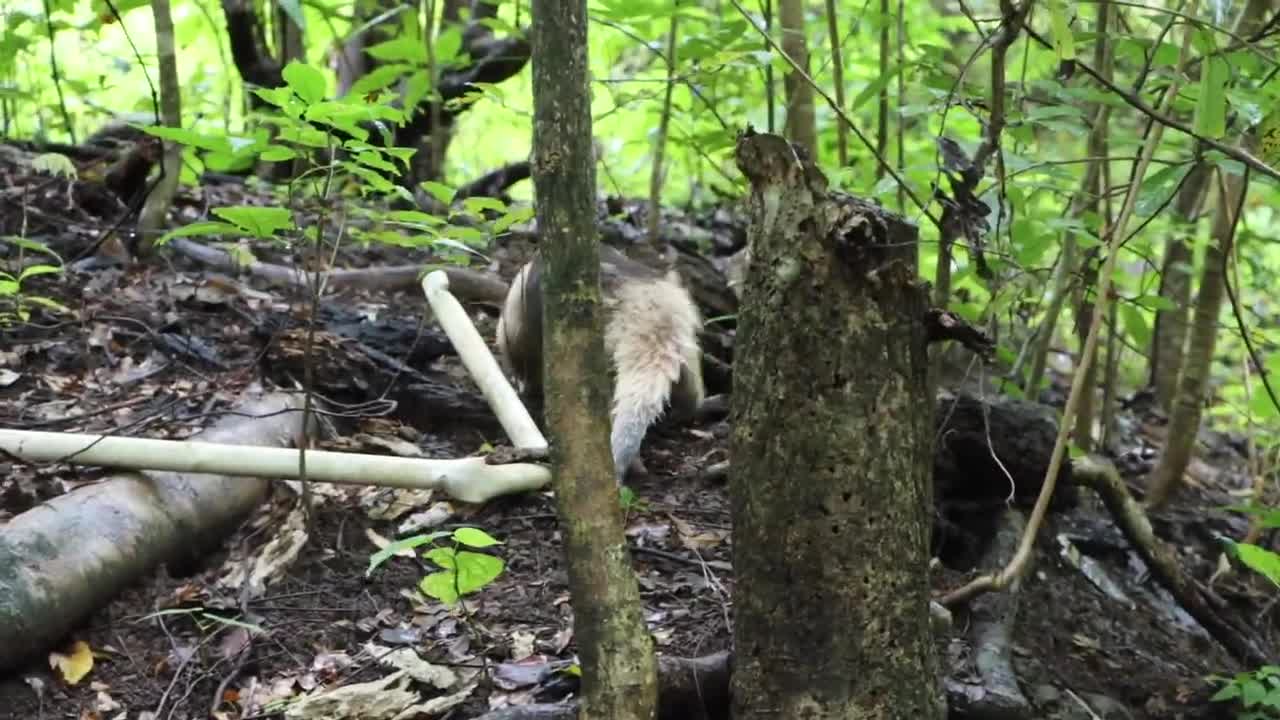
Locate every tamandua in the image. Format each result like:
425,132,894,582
495,244,705,482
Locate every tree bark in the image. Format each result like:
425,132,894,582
529,0,658,718
729,130,943,719
1150,161,1211,410
779,0,816,158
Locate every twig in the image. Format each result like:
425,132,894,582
1020,20,1280,183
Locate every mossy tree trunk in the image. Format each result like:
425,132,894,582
779,0,816,158
529,1,658,718
1150,161,1211,410
729,130,943,720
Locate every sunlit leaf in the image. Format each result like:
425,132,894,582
211,206,295,238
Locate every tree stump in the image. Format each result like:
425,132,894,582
729,129,944,719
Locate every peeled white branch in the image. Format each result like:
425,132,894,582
421,270,547,451
0,428,550,504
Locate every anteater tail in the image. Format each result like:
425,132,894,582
604,271,704,481
495,253,704,482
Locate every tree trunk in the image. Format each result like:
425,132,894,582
529,0,658,718
779,0,816,158
1150,161,1211,410
1146,166,1243,507
136,0,182,254
730,130,943,719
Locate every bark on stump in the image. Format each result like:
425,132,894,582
729,129,944,719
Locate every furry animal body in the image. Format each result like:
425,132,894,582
495,245,705,482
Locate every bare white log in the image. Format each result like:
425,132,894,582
0,428,550,504
421,270,548,451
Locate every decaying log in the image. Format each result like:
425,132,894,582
1073,455,1271,667
946,509,1033,720
933,390,1078,567
0,391,310,673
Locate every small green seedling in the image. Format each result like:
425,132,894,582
367,527,506,606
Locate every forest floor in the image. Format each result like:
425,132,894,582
1,163,1275,720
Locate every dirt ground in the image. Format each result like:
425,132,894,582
2,164,1276,720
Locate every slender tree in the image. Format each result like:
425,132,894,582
779,0,816,157
529,0,659,718
1150,161,1211,409
1145,0,1270,507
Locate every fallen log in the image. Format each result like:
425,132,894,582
0,391,309,673
168,237,509,305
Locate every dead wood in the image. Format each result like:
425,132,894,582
0,390,311,673
1072,455,1271,667
946,508,1033,720
167,237,508,305
933,391,1078,568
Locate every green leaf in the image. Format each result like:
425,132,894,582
403,70,433,114
460,196,508,216
419,180,455,205
1193,55,1229,139
366,36,428,65
366,531,449,576
1231,542,1280,588
1048,0,1076,61
156,221,244,245
252,86,301,117
259,145,298,162
452,550,504,594
453,527,502,548
354,150,398,175
385,210,446,226
1011,217,1052,266
139,125,230,152
435,26,463,63
1120,303,1151,349
21,294,69,313
0,235,61,259
1242,678,1267,707
212,206,295,238
18,264,61,282
1135,163,1191,217
283,61,327,104
1132,294,1177,311
492,206,535,234
420,571,460,604
348,63,412,97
